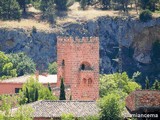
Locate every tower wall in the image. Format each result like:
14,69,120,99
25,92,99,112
57,37,99,100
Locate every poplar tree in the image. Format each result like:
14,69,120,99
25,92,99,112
59,78,66,100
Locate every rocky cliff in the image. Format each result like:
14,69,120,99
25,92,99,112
0,16,160,84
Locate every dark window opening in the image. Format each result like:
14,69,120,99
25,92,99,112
62,60,65,66
15,88,21,93
81,64,85,70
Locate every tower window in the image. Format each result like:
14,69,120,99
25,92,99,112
81,64,85,70
88,78,92,86
62,60,65,66
80,62,92,70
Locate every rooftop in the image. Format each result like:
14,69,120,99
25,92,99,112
12,100,99,118
0,75,57,84
126,90,160,112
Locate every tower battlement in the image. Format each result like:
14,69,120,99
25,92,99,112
57,36,99,44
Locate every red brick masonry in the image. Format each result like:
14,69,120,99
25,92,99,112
57,37,99,100
125,90,160,112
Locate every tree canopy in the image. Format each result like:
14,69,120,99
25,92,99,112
0,51,17,80
19,77,57,104
99,72,141,97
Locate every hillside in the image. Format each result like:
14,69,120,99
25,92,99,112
0,2,160,86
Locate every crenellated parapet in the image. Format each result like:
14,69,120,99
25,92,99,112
57,36,99,44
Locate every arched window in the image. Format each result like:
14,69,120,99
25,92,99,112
83,78,87,84
80,62,92,70
88,78,92,86
81,64,85,70
62,59,65,66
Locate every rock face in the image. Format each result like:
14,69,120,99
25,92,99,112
0,17,160,81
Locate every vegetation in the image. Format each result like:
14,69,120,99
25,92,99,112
0,51,17,80
0,95,33,120
8,52,36,76
99,72,141,97
55,0,68,11
0,0,21,20
59,78,66,100
19,77,57,104
139,10,152,22
48,62,57,74
61,113,74,120
145,77,150,89
152,80,160,90
99,93,125,120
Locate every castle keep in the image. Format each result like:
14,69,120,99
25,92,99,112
57,37,99,100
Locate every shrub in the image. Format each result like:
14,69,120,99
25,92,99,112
139,10,152,22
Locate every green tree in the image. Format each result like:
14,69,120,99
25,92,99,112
48,62,57,74
0,0,21,20
8,52,36,76
140,0,158,11
55,0,68,11
40,0,56,24
99,0,111,9
145,77,150,89
112,0,130,12
152,80,160,90
19,77,57,104
139,9,152,22
0,95,33,120
61,113,74,120
48,83,52,92
98,93,124,120
80,0,87,10
99,72,141,97
59,78,66,100
0,51,17,80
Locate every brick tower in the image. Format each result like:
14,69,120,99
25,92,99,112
57,37,99,100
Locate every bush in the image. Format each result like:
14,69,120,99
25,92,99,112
48,62,57,74
139,10,152,22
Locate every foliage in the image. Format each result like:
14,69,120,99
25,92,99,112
99,0,111,9
80,0,87,10
0,51,17,80
80,115,99,120
140,0,158,11
19,77,57,104
152,80,160,90
40,0,56,24
55,0,68,11
59,78,66,100
98,93,124,120
0,0,21,20
48,62,57,74
32,26,37,34
61,113,74,120
7,52,36,76
0,95,33,120
145,77,150,89
139,10,152,22
99,72,141,97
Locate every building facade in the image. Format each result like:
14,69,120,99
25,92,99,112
57,37,99,100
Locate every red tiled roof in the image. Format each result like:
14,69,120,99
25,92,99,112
126,90,160,112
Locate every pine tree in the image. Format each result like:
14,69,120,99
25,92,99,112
80,0,87,10
0,0,21,20
48,83,52,92
35,88,39,101
59,78,66,100
26,87,30,103
153,80,159,90
55,0,68,11
145,77,150,89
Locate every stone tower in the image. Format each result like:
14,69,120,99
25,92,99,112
57,37,99,100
